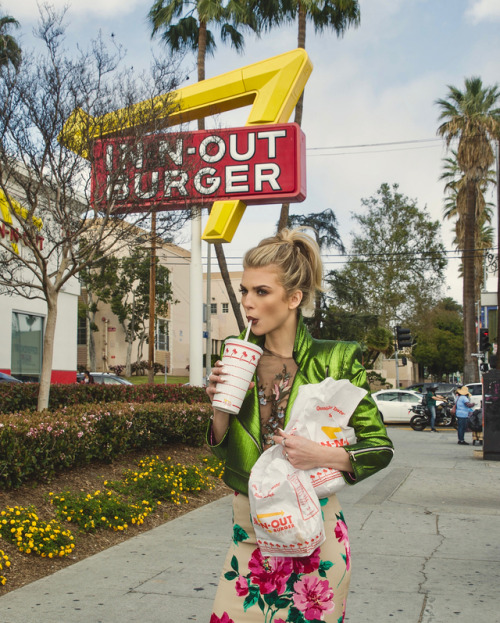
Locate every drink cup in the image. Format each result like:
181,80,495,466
212,338,263,414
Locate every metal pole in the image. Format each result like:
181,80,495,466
206,241,212,382
189,208,204,386
496,139,500,369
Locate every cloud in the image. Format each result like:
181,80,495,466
466,0,500,23
0,0,143,20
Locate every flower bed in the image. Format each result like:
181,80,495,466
0,402,212,489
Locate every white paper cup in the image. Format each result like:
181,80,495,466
212,338,263,414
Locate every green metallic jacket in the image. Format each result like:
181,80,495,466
208,315,394,495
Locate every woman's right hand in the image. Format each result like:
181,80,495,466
206,360,225,404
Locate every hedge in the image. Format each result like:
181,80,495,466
0,401,212,489
0,382,209,414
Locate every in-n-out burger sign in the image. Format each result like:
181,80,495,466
91,123,306,212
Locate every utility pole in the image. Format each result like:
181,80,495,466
148,212,156,384
496,140,500,369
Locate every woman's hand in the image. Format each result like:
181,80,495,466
206,360,225,403
272,429,353,473
205,361,255,403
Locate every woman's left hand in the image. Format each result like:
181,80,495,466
272,429,326,471
272,429,354,474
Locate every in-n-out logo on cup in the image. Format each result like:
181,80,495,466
212,338,263,414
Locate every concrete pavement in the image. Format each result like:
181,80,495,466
0,427,499,623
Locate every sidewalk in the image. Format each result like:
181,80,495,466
0,428,499,623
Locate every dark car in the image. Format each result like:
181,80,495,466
406,382,458,399
76,372,133,385
0,371,23,383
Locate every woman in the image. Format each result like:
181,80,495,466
455,386,474,445
206,228,394,622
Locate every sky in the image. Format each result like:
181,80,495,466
2,0,500,306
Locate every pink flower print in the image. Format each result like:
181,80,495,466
232,348,238,356
291,548,321,575
335,519,351,570
292,576,335,621
273,383,280,400
248,548,293,595
251,354,256,363
210,614,235,623
235,575,249,596
334,519,348,544
242,350,248,360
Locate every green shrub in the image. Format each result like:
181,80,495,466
0,402,212,489
0,382,209,413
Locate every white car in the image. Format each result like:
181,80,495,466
372,389,423,423
465,383,482,409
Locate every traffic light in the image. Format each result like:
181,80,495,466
396,326,412,349
479,328,491,352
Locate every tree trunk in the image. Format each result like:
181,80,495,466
463,179,478,383
214,242,245,332
277,2,307,232
37,287,58,411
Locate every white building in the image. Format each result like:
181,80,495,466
0,188,80,382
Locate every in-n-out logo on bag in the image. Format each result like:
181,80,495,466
253,511,295,534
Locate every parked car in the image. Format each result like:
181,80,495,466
0,371,23,383
465,383,482,409
372,389,423,423
76,372,133,385
406,382,458,399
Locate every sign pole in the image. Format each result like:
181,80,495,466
189,208,204,386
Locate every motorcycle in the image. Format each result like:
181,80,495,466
409,397,457,431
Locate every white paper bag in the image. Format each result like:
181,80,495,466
249,445,325,558
248,378,367,557
285,378,366,497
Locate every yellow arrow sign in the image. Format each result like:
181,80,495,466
61,49,312,242
321,426,343,440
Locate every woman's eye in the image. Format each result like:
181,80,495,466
257,289,268,296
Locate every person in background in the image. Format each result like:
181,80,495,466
81,370,94,384
455,386,474,445
424,385,446,431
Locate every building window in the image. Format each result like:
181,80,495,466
156,318,170,351
222,303,229,314
11,312,44,382
77,313,87,346
211,303,217,314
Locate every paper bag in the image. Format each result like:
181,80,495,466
285,378,366,497
249,445,325,558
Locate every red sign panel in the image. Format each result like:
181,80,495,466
91,123,306,212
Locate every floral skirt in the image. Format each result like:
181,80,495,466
210,492,351,623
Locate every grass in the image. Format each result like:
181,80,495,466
126,375,189,385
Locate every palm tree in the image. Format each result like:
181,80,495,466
149,0,257,332
273,0,360,230
440,151,496,300
0,15,21,71
288,208,345,336
436,77,500,382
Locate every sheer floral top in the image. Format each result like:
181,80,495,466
257,347,298,449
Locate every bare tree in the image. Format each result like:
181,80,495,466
0,7,188,410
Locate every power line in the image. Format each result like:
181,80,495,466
306,137,442,151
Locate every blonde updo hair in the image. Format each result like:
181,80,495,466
243,228,323,315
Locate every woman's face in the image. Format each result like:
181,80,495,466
239,265,301,337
